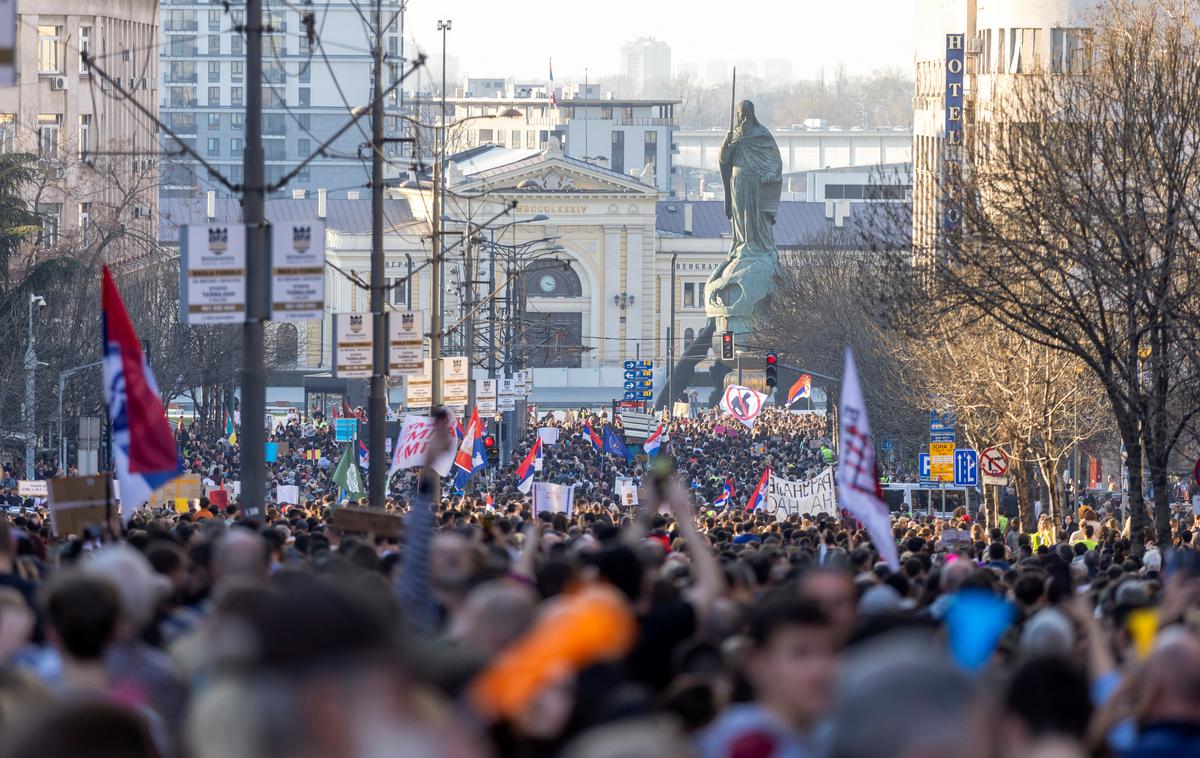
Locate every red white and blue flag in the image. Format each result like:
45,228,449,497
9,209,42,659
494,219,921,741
745,467,771,512
453,408,487,490
358,439,369,469
713,479,734,509
549,58,557,107
584,421,604,452
643,424,665,457
102,266,181,521
516,437,543,494
787,374,812,406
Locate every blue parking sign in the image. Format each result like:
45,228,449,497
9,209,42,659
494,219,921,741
919,453,931,479
954,449,979,487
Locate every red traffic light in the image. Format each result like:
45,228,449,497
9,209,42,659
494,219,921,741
483,435,496,448
766,353,778,365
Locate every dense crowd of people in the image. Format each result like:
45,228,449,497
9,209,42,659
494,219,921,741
1,406,1200,757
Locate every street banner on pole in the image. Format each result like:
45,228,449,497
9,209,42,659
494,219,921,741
333,313,372,378
498,379,517,411
269,221,325,321
388,310,424,375
181,224,247,324
476,379,498,415
441,357,470,409
405,359,432,409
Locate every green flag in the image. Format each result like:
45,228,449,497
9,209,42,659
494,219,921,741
332,444,365,501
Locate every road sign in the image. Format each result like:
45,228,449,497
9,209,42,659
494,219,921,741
980,446,1009,476
980,446,1010,485
881,439,894,452
929,441,955,481
954,448,979,487
335,418,358,442
929,410,956,444
919,453,931,480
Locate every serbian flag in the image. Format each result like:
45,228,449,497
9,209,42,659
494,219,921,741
584,421,604,452
643,424,665,456
713,479,734,509
453,408,487,489
745,467,771,512
786,374,812,406
358,439,369,470
102,266,181,521
549,58,557,107
517,437,543,494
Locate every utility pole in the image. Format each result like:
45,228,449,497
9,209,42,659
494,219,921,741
240,0,267,521
430,19,451,407
368,0,387,508
430,131,443,406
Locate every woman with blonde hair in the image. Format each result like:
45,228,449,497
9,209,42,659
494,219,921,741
1032,513,1056,550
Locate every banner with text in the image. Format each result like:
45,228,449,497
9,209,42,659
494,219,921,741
767,467,837,522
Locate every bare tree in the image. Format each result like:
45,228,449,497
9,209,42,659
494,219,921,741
869,0,1200,550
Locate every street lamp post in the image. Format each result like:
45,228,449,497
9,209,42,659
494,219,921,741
58,361,104,469
26,294,45,479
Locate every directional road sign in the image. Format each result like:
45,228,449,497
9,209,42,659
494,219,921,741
954,448,979,487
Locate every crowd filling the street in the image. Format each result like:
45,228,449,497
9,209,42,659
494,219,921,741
3,400,1200,758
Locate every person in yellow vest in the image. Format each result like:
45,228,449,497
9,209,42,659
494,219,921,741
1031,514,1056,550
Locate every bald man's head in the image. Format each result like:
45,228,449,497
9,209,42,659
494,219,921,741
1140,627,1200,724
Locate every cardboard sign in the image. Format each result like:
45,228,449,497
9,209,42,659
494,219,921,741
17,480,48,498
388,415,455,476
532,482,574,517
276,485,300,505
47,475,114,536
208,487,229,509
149,475,202,509
332,506,404,537
537,427,560,445
618,480,639,507
174,498,191,514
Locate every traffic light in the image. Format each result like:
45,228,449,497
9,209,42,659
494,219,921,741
721,331,734,360
483,434,499,464
765,352,778,387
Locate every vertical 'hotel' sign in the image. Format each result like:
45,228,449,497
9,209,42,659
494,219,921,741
943,33,965,246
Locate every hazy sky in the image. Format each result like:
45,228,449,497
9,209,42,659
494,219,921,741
405,0,915,82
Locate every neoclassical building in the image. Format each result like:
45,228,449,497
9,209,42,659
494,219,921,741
160,139,905,410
